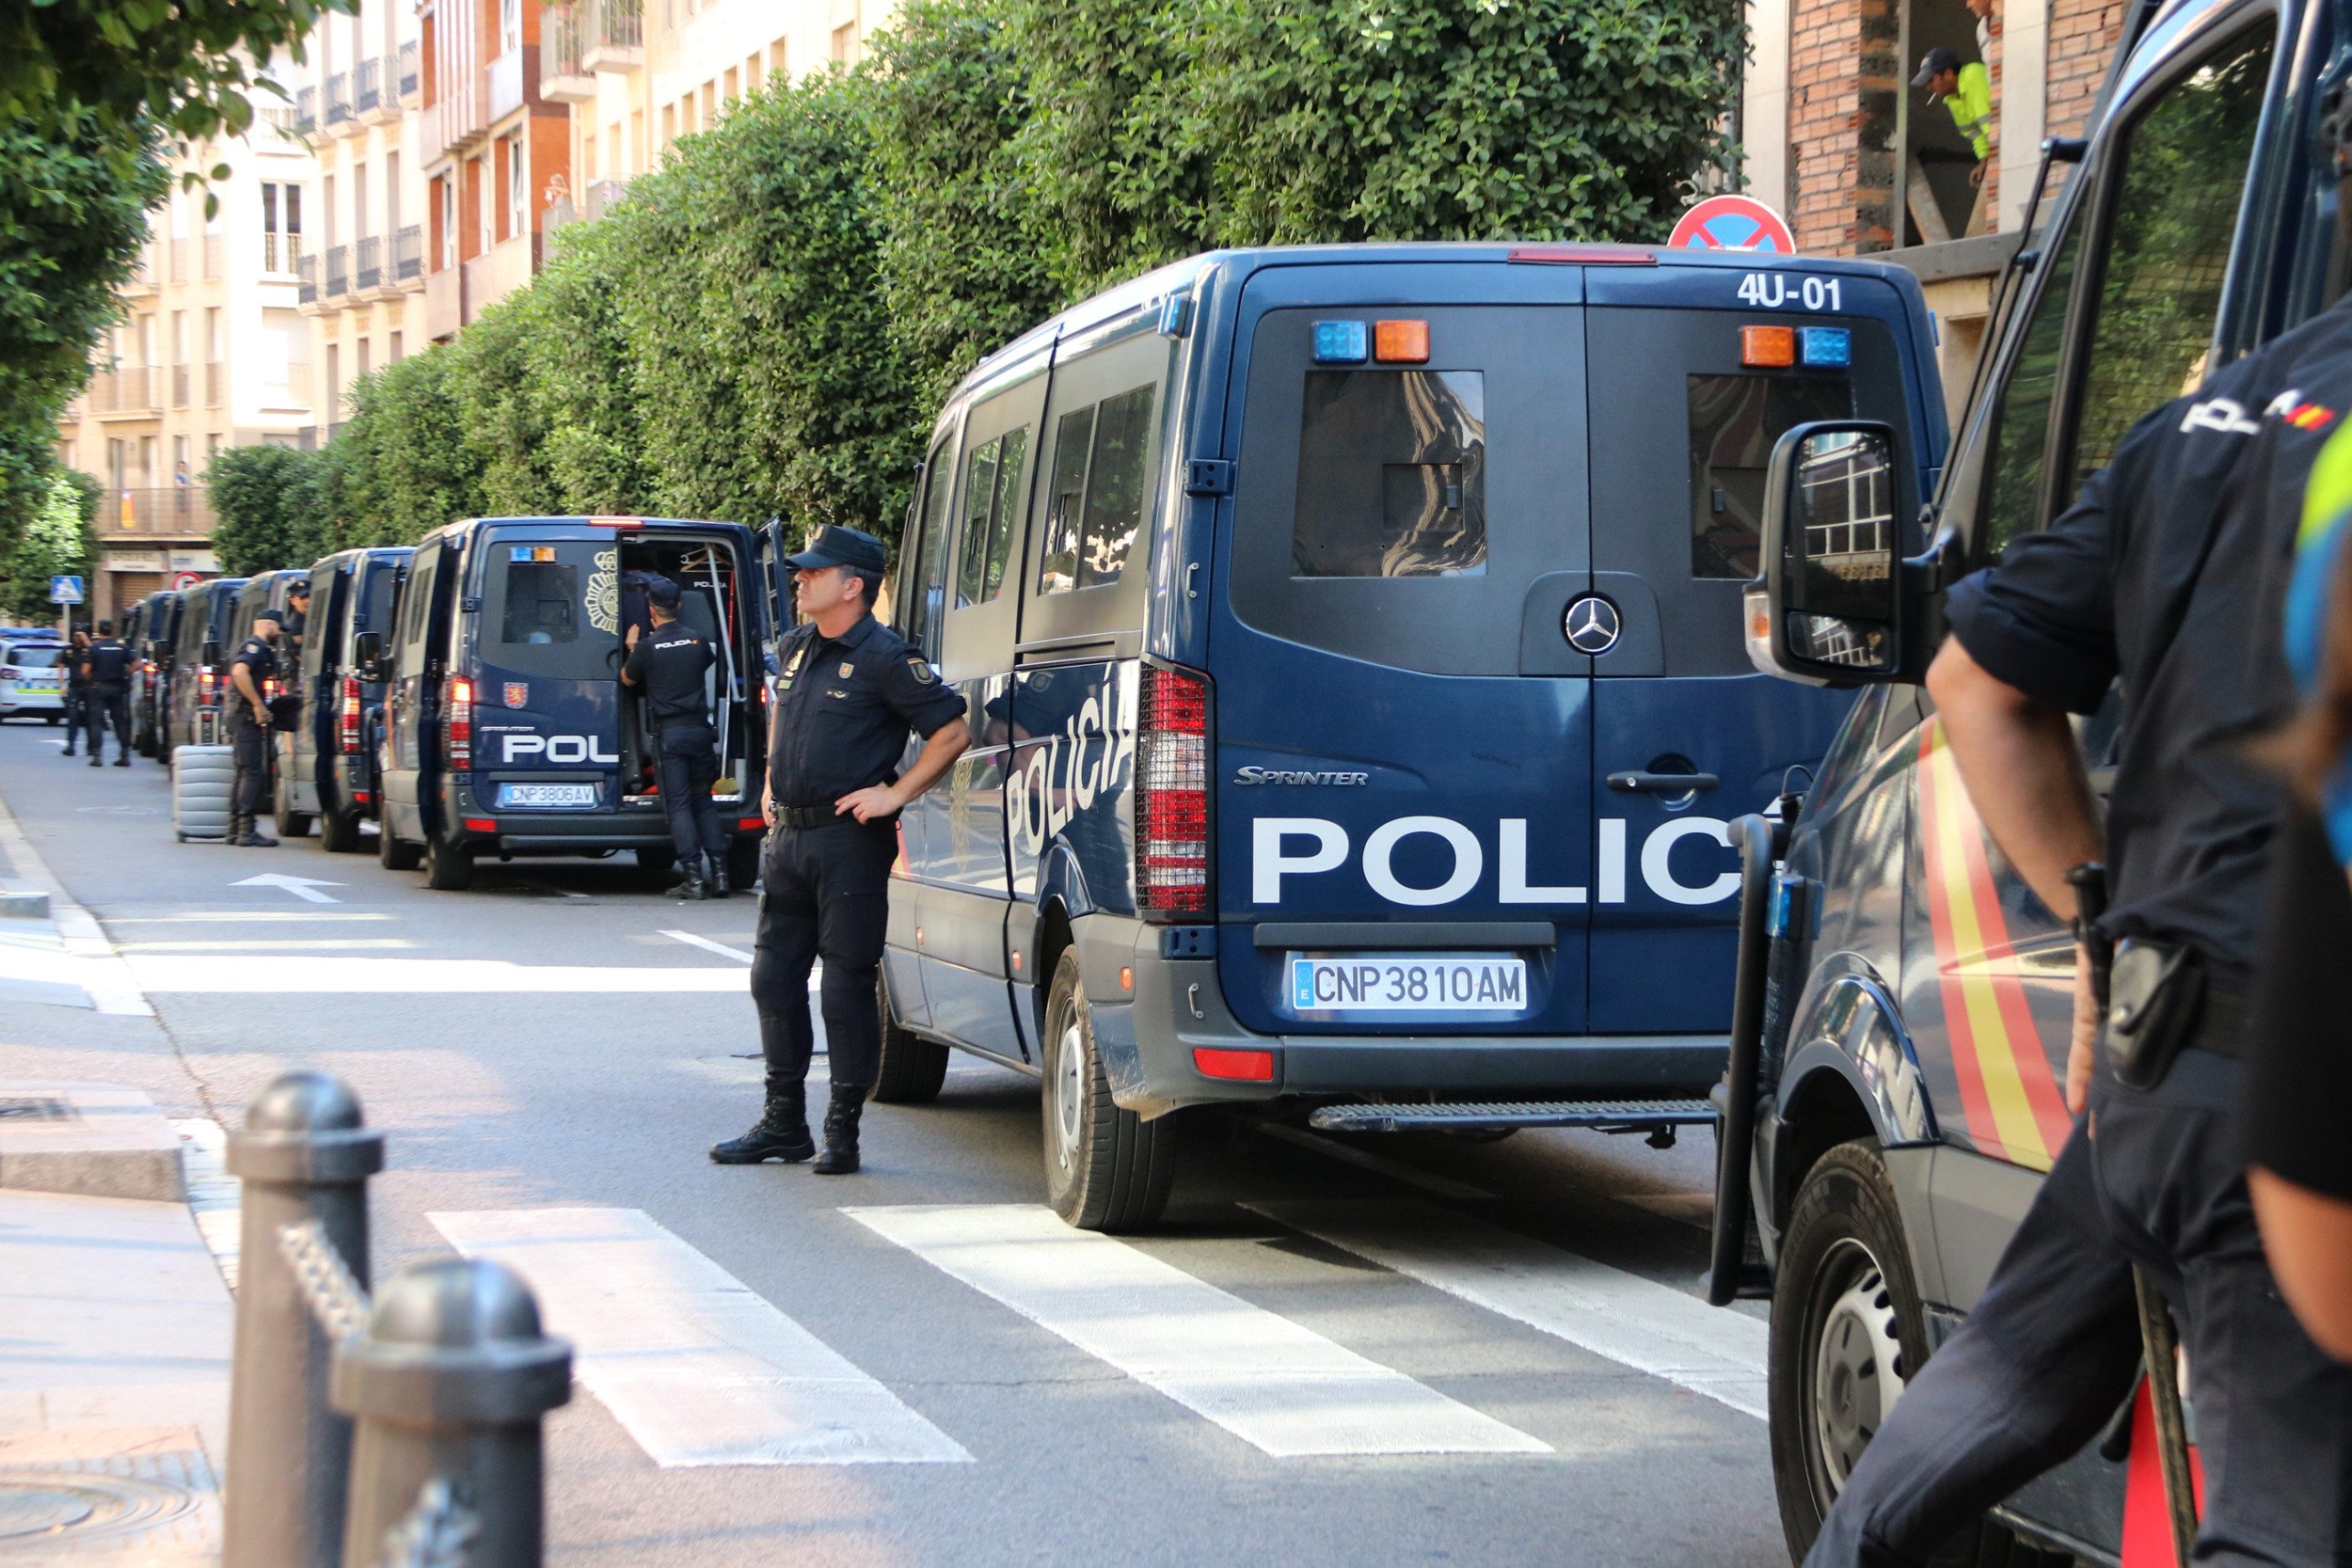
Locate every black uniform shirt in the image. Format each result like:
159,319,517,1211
85,638,131,689
767,613,962,806
1945,294,2352,990
623,618,717,729
230,635,278,710
2243,807,2352,1198
65,643,89,690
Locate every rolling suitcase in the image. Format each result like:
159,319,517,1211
172,743,234,843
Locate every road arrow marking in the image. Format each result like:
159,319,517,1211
230,873,345,904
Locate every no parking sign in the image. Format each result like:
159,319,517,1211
1667,195,1799,255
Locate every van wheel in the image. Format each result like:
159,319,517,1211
274,799,314,839
377,822,422,872
872,968,948,1103
319,807,361,853
633,847,674,879
1041,948,1174,1232
42,715,58,726
1773,1141,2044,1566
423,833,472,891
724,835,762,893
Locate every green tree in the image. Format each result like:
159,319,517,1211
0,467,103,621
207,443,324,574
526,219,654,515
0,112,167,531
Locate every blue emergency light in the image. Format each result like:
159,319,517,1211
1311,321,1369,364
1798,326,1852,369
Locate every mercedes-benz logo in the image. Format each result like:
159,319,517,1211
1563,594,1623,655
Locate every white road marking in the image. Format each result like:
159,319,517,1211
123,955,751,992
661,929,754,963
106,912,395,924
230,872,342,903
118,939,417,952
845,1203,1550,1458
1249,1198,1768,1420
431,1208,967,1466
0,789,151,1015
1254,1122,1495,1202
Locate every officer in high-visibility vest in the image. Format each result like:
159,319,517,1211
1915,45,1994,184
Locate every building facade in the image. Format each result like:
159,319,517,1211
289,0,431,443
54,104,320,622
1742,0,2126,410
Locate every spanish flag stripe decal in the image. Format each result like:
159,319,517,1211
1915,725,2010,1161
1947,761,2073,1162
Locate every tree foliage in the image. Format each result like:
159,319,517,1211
0,467,103,621
206,443,321,575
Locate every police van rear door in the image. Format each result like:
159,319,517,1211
1580,261,1932,1033
468,525,624,811
1216,265,1597,1039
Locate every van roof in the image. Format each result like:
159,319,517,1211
438,515,743,530
954,240,1936,399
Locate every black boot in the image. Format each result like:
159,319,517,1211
229,813,277,847
707,852,730,899
113,756,129,768
666,854,707,901
709,1085,815,1164
88,753,102,768
811,1085,866,1175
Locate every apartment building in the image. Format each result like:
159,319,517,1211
55,107,320,621
1742,0,2125,409
289,0,430,442
417,0,576,340
541,0,892,221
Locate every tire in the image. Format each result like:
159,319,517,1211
274,797,314,839
319,807,362,853
377,820,423,872
633,846,675,884
1040,948,1174,1231
422,832,472,891
42,715,58,725
871,967,949,1104
725,834,762,894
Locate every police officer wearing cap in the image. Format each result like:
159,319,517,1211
1803,253,2352,1565
621,575,729,900
80,619,134,767
226,610,282,848
711,526,968,1175
280,579,310,659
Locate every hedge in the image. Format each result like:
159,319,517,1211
229,0,1741,572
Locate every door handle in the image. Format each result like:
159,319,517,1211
1607,770,1721,795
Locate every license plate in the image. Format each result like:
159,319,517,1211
21,678,56,691
1289,955,1528,1014
497,782,598,809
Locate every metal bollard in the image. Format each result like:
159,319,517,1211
224,1070,387,1568
333,1259,573,1568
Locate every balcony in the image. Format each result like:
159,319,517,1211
264,364,310,413
421,67,488,164
326,245,350,298
584,178,627,222
356,57,382,117
265,230,302,277
168,237,192,283
488,47,525,123
296,252,319,307
581,0,644,71
398,40,421,101
203,234,223,280
325,71,351,130
541,7,595,103
356,234,383,292
392,225,424,287
170,364,190,408
295,86,317,136
205,360,223,408
105,486,215,538
91,367,159,417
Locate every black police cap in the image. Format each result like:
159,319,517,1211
644,575,682,610
784,525,887,575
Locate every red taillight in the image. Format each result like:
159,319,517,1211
1,668,19,681
444,675,473,770
199,666,216,705
739,816,766,832
1136,664,1209,918
1193,1047,1275,1083
338,674,361,754
462,816,496,834
1506,244,1659,265
262,674,280,700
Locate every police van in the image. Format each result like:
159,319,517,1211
279,546,411,848
868,242,1947,1230
374,516,769,891
1709,0,2326,1557
164,578,248,761
133,588,183,758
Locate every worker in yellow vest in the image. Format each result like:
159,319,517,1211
1915,45,1994,184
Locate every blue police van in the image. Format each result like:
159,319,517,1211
867,242,1948,1230
281,546,412,849
1708,0,2322,1556
164,577,248,762
375,516,769,891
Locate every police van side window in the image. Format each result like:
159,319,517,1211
900,436,958,657
1981,23,2273,552
1038,384,1156,593
1292,371,1485,578
956,425,1029,607
394,547,437,677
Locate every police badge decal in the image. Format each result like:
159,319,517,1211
586,548,619,635
908,657,937,686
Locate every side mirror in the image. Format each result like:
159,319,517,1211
1746,420,1904,686
202,638,221,668
352,631,383,676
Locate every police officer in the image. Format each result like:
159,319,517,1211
60,627,90,757
80,619,133,767
225,610,281,848
1804,278,2352,1562
711,526,968,1175
621,575,728,900
280,579,310,660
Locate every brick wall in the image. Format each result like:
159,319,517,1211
2046,0,2122,139
1788,0,1899,254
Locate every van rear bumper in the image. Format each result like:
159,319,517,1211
1106,925,1725,1117
441,783,759,852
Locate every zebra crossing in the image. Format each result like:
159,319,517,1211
410,1198,1766,1470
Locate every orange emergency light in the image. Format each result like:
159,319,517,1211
1741,325,1797,368
1374,320,1430,363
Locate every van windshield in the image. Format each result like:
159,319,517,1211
482,539,619,679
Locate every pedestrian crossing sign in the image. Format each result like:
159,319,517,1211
49,576,83,606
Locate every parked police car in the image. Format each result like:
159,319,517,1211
374,516,768,891
163,578,247,762
865,242,1947,1230
279,546,410,848
1709,0,2311,1558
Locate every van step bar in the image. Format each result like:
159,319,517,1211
1307,1098,1717,1136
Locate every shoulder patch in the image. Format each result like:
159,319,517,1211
907,656,937,686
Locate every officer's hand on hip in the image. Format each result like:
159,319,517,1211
2067,954,2099,1117
835,784,901,825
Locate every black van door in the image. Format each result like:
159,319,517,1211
382,537,449,841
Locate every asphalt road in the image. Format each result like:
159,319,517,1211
0,719,1789,1568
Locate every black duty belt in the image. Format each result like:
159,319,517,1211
773,803,842,830
2186,989,2245,1060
